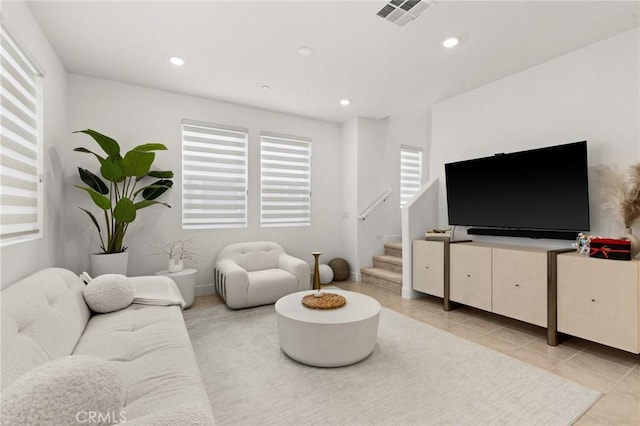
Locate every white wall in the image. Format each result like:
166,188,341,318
339,111,430,278
66,74,343,289
340,118,359,279
0,2,68,289
431,27,639,246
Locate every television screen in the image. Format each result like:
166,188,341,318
444,141,590,232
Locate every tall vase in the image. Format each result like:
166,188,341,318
623,228,640,258
311,252,322,291
168,257,184,273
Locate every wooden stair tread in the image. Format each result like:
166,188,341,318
373,254,402,265
360,267,402,284
384,242,402,250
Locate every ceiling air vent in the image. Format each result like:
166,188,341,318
376,0,430,27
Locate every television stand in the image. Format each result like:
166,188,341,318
467,228,578,241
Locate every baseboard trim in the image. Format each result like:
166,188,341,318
195,283,215,297
351,271,362,281
402,287,425,300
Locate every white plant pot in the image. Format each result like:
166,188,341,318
90,251,129,277
168,258,184,273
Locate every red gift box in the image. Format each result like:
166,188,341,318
589,238,632,261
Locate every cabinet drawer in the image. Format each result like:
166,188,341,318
492,248,547,327
450,244,492,311
412,240,444,297
558,255,639,353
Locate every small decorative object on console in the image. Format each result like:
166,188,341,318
589,238,632,261
425,228,451,241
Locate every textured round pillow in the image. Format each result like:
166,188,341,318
328,258,350,281
1,355,125,425
83,274,134,313
318,264,334,284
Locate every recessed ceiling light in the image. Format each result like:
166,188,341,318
169,56,185,66
261,85,271,91
340,99,350,106
442,37,459,48
298,47,313,56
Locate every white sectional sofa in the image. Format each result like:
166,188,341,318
1,268,214,425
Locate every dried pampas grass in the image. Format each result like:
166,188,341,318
599,163,640,228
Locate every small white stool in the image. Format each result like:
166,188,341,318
155,268,197,308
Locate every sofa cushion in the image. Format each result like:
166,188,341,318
84,274,134,313
1,355,124,426
1,268,90,390
73,304,214,422
247,268,298,307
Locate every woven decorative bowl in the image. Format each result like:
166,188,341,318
302,292,346,310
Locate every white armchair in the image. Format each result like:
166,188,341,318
214,241,311,309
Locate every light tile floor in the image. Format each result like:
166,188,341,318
190,282,640,425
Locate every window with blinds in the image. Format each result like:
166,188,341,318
1,26,44,245
260,132,311,227
400,145,423,207
181,120,248,229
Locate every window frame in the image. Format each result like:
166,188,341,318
0,25,45,247
181,119,249,229
400,144,423,207
260,131,312,228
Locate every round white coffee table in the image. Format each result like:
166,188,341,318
275,290,380,367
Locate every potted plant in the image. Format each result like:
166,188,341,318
600,162,640,257
74,129,174,275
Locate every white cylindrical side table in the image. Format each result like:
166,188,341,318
155,268,197,308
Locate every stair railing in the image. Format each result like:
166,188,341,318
358,189,391,222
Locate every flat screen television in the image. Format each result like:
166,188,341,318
444,141,590,239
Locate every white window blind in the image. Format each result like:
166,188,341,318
182,120,248,229
0,25,44,245
260,132,311,227
400,145,422,206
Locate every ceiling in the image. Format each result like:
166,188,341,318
26,1,640,123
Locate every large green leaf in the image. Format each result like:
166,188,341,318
141,180,173,200
132,143,167,152
78,207,101,233
148,170,174,179
78,167,108,194
75,185,111,210
134,200,171,210
122,150,155,177
113,198,136,223
74,129,121,157
98,156,124,182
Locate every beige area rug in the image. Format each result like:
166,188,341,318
184,304,601,426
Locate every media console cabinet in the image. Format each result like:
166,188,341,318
412,239,640,354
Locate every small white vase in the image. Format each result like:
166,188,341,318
90,251,129,277
623,228,640,258
168,257,184,273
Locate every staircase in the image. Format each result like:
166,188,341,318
360,242,402,295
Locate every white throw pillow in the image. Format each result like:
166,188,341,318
83,274,134,313
1,355,125,425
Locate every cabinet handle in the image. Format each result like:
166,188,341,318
515,284,520,287
591,298,596,302
466,274,471,278
425,266,429,269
